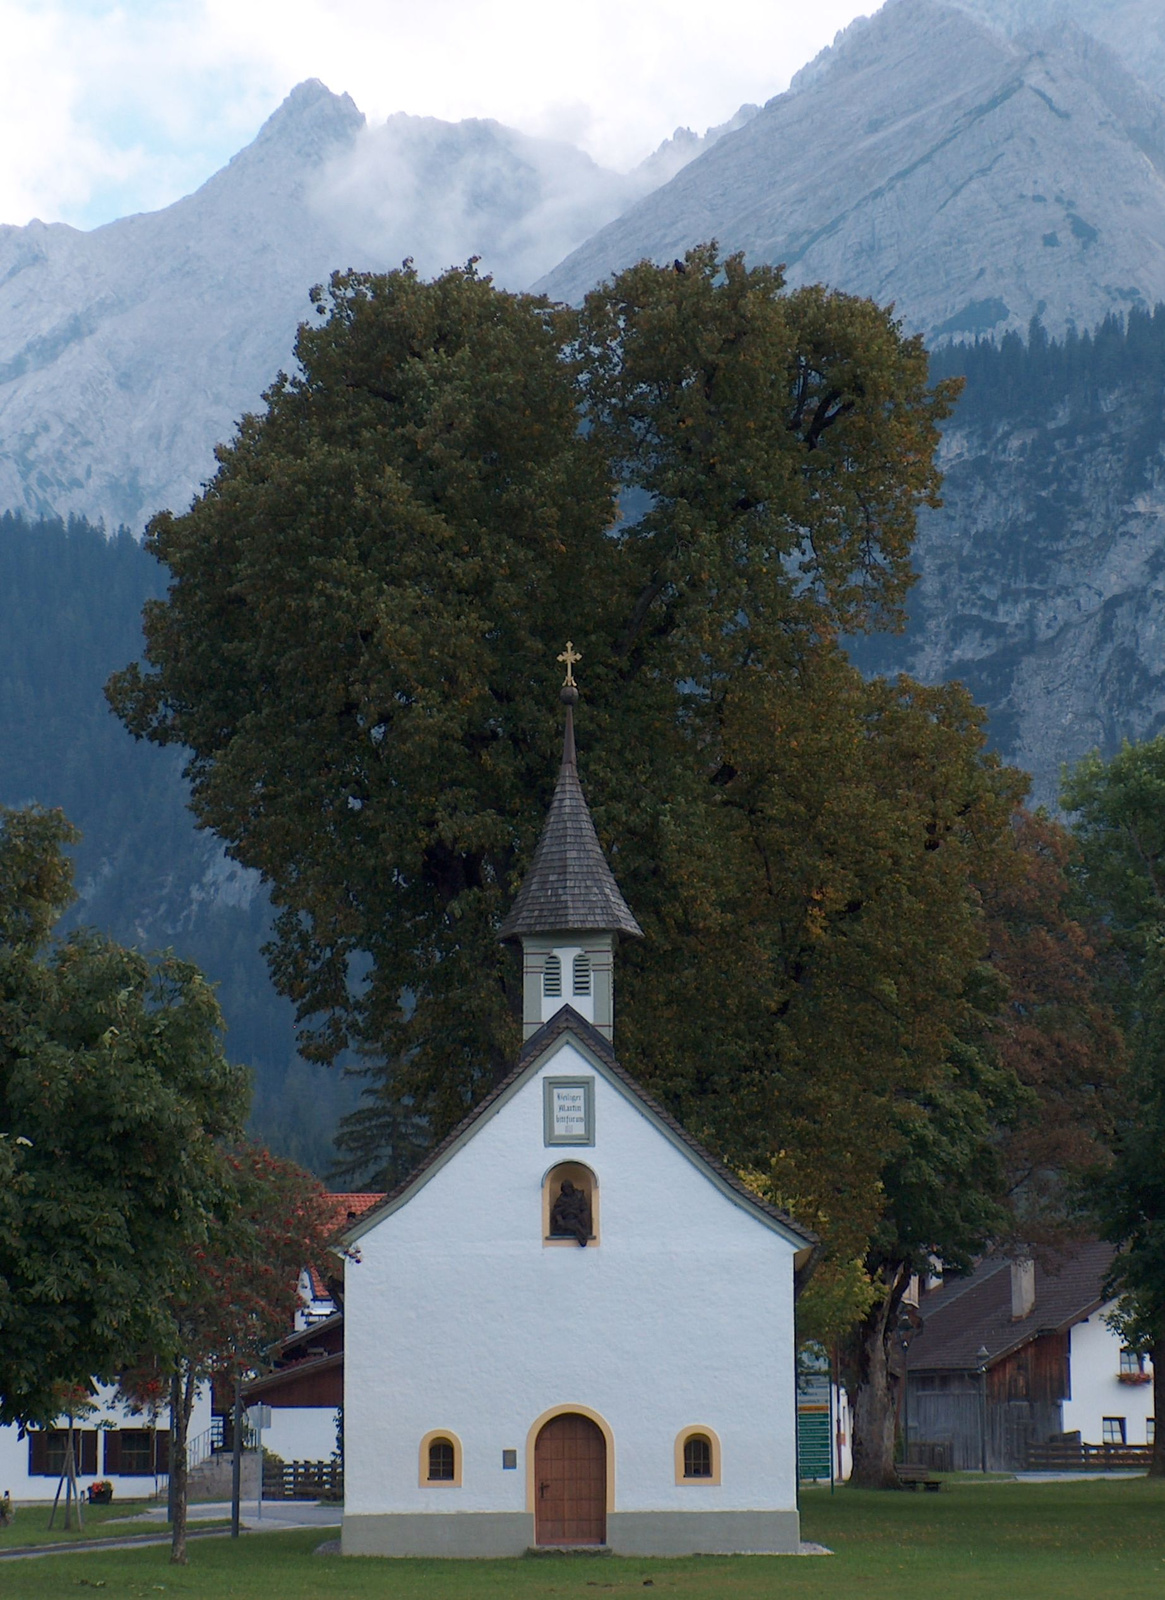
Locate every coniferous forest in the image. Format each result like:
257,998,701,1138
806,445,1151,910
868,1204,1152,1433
0,510,358,1173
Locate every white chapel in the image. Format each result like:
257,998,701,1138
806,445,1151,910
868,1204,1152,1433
340,665,815,1558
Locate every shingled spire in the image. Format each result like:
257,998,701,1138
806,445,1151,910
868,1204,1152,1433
500,645,641,1040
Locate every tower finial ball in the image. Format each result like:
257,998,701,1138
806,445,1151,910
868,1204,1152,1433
560,684,579,706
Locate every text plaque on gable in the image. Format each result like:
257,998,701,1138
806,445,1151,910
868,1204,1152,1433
544,1077,595,1146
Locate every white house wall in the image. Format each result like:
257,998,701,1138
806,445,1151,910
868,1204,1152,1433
344,1038,801,1556
0,1382,213,1504
1063,1304,1155,1447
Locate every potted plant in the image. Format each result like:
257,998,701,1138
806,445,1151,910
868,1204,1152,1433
87,1481,113,1505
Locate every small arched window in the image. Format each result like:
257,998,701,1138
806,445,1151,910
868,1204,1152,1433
428,1438,455,1480
419,1430,462,1486
573,952,591,996
543,953,562,999
675,1426,721,1485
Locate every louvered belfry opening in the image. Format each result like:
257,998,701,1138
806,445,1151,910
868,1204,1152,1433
500,670,642,1041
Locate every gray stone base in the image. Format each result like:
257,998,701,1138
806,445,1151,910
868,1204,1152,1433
608,1510,801,1555
343,1512,534,1558
342,1508,799,1558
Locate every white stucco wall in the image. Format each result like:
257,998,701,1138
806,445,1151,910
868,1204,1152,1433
344,1037,800,1520
1062,1304,1155,1446
0,1383,213,1503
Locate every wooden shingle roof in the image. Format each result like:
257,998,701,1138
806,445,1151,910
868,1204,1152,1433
498,705,642,942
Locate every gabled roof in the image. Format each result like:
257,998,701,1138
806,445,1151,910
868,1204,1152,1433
497,706,642,942
343,1005,816,1253
905,1241,1117,1373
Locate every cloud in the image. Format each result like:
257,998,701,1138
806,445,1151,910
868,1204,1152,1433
0,0,873,228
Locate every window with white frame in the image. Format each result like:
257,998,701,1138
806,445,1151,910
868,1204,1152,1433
1102,1417,1127,1445
1120,1349,1144,1377
1148,1418,1156,1445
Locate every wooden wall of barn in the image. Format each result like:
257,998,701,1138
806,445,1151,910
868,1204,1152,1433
907,1333,1069,1470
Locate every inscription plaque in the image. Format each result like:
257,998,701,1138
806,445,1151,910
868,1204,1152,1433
543,1076,595,1146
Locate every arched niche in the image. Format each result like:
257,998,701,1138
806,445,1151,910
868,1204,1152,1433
542,1160,599,1247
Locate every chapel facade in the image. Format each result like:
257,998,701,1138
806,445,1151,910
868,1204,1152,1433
341,661,814,1557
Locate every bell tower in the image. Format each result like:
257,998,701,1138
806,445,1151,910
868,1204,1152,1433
498,644,642,1041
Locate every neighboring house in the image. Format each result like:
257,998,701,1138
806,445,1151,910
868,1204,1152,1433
235,1190,381,1464
903,1241,1153,1470
0,1383,213,1503
294,1193,384,1330
337,686,816,1558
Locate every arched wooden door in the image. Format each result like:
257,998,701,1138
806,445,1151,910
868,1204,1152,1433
534,1412,607,1545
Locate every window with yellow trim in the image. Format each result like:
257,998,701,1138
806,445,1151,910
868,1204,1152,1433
674,1426,721,1485
418,1430,462,1486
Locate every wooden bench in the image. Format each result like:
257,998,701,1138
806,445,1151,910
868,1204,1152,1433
896,1464,942,1491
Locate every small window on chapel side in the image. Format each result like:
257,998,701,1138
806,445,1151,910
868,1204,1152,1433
683,1435,713,1478
675,1426,721,1484
428,1437,456,1481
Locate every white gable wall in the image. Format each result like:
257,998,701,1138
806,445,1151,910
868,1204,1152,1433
344,1036,800,1553
1063,1305,1155,1447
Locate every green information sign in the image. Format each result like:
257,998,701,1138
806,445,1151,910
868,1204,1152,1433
797,1407,831,1480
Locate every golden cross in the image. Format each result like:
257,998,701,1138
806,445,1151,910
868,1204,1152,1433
557,641,581,688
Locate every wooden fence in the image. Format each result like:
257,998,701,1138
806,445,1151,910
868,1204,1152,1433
262,1459,343,1500
1024,1441,1152,1471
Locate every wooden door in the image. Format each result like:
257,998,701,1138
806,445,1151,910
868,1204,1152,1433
534,1413,607,1545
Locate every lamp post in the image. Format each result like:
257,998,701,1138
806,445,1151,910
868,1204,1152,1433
975,1345,990,1474
897,1309,921,1466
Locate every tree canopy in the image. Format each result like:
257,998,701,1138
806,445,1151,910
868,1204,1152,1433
108,247,958,1182
105,248,1122,1486
0,805,249,1426
1064,737,1165,1474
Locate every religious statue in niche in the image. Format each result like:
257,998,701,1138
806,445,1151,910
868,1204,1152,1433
549,1179,592,1246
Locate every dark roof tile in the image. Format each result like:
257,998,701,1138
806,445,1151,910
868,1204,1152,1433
498,708,642,941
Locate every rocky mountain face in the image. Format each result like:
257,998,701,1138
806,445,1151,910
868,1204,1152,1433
952,0,1165,100
0,81,749,535
539,0,1165,345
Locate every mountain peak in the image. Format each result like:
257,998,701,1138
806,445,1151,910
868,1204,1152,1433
244,79,365,165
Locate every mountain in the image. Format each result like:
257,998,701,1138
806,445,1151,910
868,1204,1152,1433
852,309,1165,808
538,0,1165,343
0,82,693,535
951,0,1165,99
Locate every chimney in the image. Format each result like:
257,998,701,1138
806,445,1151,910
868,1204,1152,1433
1011,1258,1035,1320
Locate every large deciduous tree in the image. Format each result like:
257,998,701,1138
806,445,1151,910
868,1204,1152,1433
107,247,957,1179
0,805,248,1426
1064,737,1165,1475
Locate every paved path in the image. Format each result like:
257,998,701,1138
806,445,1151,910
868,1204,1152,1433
0,1501,341,1560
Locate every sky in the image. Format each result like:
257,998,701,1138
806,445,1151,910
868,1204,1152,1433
1,0,876,231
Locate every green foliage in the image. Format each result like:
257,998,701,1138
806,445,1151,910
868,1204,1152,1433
0,805,249,1426
930,303,1165,427
0,509,357,1175
1064,736,1165,1370
107,249,960,1190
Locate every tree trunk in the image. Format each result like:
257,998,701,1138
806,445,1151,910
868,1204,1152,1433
1150,1336,1165,1478
849,1264,911,1488
169,1365,196,1565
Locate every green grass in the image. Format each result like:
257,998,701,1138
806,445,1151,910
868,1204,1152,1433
0,1498,161,1549
1,1479,1164,1597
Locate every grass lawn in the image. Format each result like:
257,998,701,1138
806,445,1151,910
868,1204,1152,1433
0,1498,162,1549
1,1478,1163,1597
